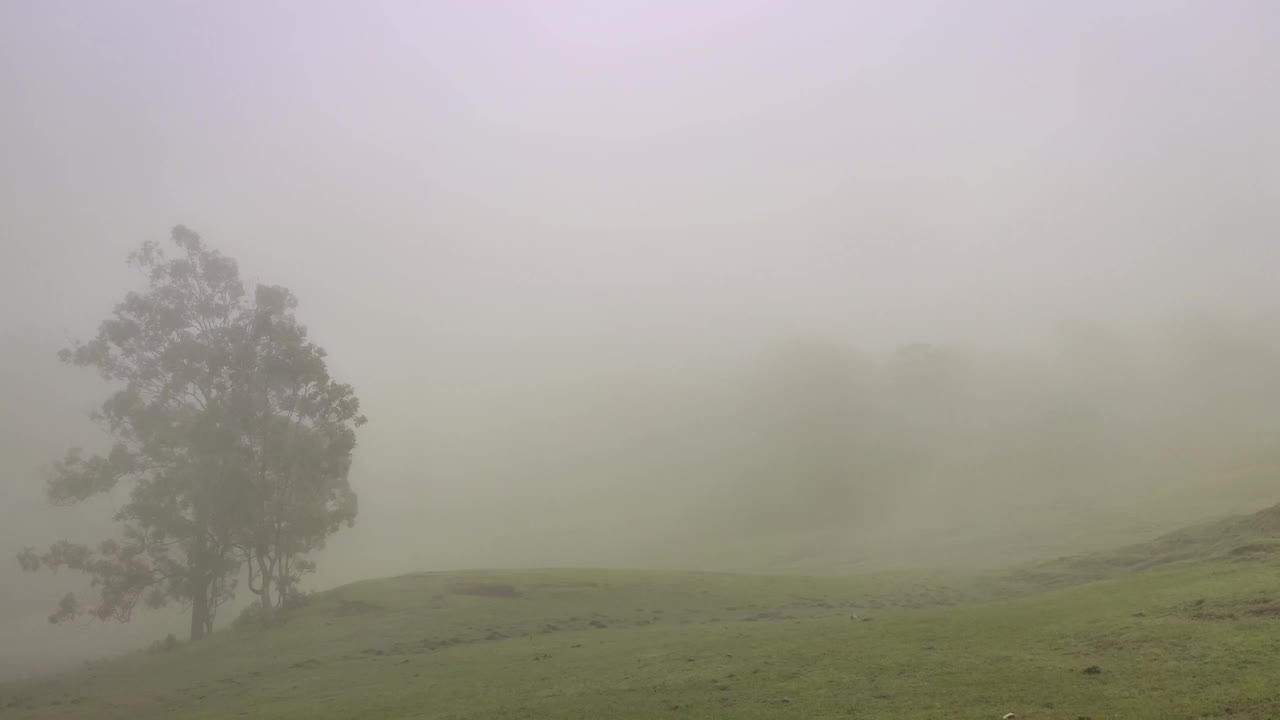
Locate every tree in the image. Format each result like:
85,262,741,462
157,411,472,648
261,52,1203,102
17,226,365,640
233,284,363,618
732,337,873,528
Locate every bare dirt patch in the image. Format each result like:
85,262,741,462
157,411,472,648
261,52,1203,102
452,582,521,598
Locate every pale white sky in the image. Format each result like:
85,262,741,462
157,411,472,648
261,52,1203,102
3,1,1277,356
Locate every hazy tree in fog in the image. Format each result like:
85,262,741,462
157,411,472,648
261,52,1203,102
17,227,365,640
746,339,868,526
233,284,363,619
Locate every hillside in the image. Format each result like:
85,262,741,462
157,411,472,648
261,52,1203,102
1018,501,1280,587
6,508,1280,719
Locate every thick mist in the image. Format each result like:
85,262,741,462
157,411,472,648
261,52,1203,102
3,0,1279,679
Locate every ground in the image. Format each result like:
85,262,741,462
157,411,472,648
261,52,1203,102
7,509,1280,719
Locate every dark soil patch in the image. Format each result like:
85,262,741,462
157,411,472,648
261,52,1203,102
746,610,796,622
453,582,521,598
420,637,464,651
1229,543,1279,557
527,581,600,590
1192,610,1238,621
1245,603,1280,617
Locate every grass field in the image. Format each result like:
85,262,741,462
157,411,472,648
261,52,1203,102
6,509,1280,719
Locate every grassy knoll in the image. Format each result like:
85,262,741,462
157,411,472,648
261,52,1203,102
6,510,1280,719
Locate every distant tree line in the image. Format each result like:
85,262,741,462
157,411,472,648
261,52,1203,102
701,323,1280,535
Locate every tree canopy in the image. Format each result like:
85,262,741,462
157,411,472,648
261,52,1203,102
17,226,366,640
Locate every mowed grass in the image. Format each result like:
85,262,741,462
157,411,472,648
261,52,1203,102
5,558,1280,719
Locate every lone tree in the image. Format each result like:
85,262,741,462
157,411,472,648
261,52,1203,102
17,227,366,640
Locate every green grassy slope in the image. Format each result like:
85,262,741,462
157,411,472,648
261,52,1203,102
1020,502,1280,587
7,511,1280,720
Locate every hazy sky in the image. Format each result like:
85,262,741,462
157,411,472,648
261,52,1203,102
2,0,1280,678
3,0,1278,356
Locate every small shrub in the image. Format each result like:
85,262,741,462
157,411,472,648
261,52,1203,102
282,588,314,611
149,633,178,653
232,591,315,630
231,602,266,630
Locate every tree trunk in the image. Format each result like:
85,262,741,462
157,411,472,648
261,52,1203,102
260,559,274,617
254,550,276,623
190,573,210,641
276,555,291,609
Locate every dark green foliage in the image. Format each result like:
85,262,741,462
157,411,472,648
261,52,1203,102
17,226,365,640
148,634,178,654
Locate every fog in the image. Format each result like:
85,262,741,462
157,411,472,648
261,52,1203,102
3,0,1279,679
